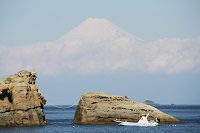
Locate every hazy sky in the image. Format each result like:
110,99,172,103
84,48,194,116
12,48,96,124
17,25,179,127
0,0,200,105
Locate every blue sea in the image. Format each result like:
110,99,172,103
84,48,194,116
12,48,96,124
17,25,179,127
1,105,200,133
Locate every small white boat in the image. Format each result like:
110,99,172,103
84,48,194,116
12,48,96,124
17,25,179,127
114,113,159,126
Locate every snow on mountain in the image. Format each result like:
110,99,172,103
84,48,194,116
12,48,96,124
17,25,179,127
57,18,142,44
52,18,144,73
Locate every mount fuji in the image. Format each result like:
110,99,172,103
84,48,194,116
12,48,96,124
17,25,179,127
56,18,142,45
51,18,143,73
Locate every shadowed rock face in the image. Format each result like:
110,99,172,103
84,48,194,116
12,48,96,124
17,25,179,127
74,92,183,124
0,70,48,126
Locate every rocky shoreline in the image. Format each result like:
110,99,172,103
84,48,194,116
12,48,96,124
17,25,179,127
0,70,49,127
74,92,183,124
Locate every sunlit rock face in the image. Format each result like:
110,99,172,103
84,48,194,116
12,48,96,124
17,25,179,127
0,70,48,126
74,92,183,124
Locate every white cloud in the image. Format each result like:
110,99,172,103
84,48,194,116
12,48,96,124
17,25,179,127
0,37,200,76
141,38,200,74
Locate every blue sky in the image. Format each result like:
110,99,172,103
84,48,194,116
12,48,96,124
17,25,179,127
0,0,200,105
1,0,200,45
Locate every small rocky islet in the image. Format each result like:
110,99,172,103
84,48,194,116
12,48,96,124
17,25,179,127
74,92,183,124
143,99,159,105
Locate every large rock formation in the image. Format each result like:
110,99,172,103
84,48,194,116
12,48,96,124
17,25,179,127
0,70,48,126
74,92,183,124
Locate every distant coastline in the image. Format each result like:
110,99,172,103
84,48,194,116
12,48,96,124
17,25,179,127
143,100,159,105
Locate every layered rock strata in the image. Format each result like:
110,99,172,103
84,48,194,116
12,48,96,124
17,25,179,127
0,70,48,126
74,92,183,124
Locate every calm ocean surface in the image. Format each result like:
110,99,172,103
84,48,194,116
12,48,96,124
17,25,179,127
1,105,200,133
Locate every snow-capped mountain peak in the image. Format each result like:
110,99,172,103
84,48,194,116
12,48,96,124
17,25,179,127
56,18,141,44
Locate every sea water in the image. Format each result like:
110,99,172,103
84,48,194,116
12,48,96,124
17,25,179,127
0,105,200,133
